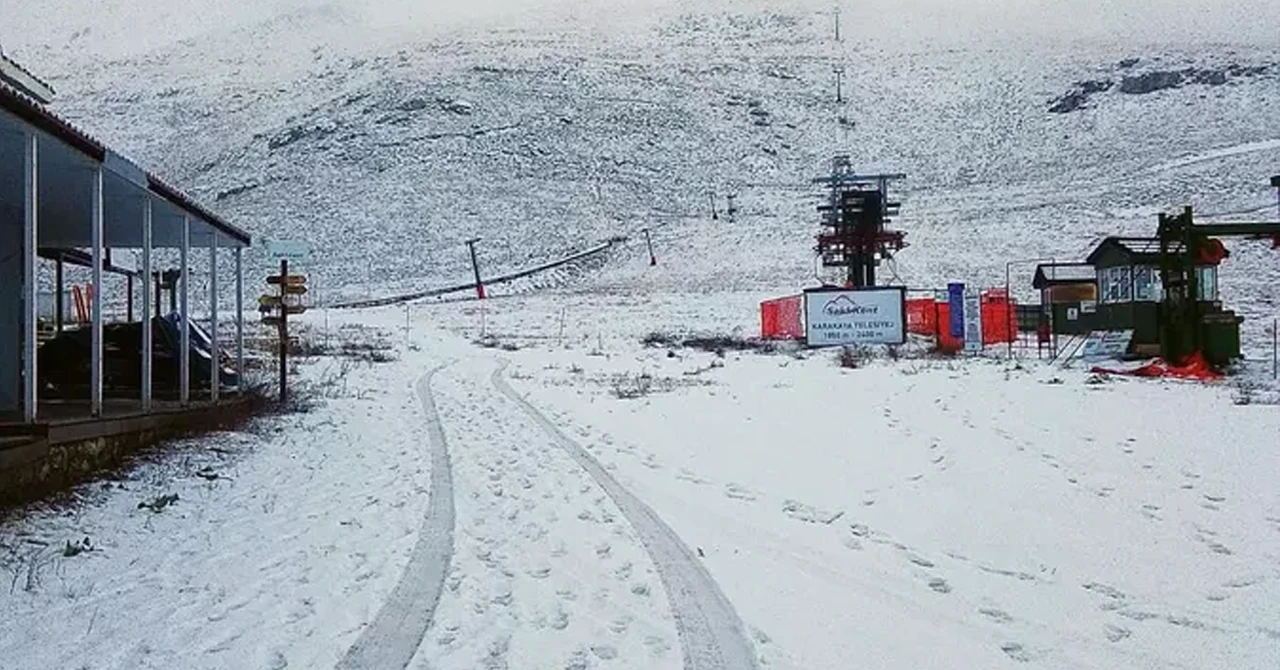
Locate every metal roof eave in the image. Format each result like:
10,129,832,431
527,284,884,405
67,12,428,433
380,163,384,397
1,81,250,248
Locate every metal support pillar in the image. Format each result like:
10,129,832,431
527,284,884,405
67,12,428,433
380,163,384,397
90,167,104,417
54,257,63,334
180,216,190,406
209,234,219,402
141,199,153,411
235,246,244,393
127,275,134,322
22,132,38,422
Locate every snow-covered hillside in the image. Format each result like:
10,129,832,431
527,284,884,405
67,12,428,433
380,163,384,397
2,2,1279,669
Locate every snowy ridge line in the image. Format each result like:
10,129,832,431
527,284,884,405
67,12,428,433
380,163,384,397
329,240,621,309
1148,137,1280,173
492,364,760,670
336,363,456,670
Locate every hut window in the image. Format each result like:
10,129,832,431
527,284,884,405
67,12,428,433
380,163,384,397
1133,266,1157,301
1196,266,1218,301
1102,266,1133,303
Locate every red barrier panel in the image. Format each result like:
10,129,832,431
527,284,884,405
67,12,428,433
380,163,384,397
980,291,1017,345
761,295,804,340
906,298,936,336
934,302,963,353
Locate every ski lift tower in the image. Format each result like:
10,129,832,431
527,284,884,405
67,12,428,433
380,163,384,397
812,155,906,288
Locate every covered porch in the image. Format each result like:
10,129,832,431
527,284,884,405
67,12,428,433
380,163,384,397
1,81,251,425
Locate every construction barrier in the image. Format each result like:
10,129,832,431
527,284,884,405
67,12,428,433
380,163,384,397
767,287,1015,348
760,295,804,340
907,289,1018,352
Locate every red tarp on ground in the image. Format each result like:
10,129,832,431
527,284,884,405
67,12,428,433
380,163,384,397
760,295,804,340
1091,352,1222,381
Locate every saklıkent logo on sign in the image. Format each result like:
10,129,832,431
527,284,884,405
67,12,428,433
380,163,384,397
822,295,879,317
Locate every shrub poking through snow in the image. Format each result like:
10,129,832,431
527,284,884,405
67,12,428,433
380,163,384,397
138,493,179,513
837,345,872,369
62,537,93,557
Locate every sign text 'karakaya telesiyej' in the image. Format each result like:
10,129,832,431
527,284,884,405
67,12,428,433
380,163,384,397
803,287,907,346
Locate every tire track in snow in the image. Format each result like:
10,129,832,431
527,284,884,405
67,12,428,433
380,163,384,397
492,365,759,670
337,364,456,670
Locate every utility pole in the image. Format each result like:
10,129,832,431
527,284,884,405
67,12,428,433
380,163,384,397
1270,175,1280,219
834,2,841,41
642,228,657,266
278,258,288,405
465,237,485,299
834,65,845,103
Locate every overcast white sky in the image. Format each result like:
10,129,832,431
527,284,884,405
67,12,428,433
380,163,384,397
1,0,1275,61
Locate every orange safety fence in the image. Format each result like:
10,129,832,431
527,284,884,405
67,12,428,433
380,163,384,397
760,295,804,340
908,290,1018,352
767,288,1016,347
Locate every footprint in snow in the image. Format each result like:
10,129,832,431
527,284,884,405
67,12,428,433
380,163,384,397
1223,575,1264,589
591,644,619,660
551,609,570,630
927,577,952,594
1000,643,1031,663
644,636,672,656
610,615,632,634
907,554,935,568
979,608,1013,624
724,483,758,501
564,649,589,670
1103,624,1131,642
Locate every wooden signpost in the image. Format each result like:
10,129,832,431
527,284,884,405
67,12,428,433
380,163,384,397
262,240,310,404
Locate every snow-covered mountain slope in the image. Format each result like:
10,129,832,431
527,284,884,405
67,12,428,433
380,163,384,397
5,0,1278,299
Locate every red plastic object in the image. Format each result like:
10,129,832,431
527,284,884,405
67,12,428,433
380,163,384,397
760,295,804,340
1091,351,1222,381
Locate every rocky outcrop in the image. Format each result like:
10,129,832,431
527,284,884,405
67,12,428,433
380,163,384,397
1049,61,1275,113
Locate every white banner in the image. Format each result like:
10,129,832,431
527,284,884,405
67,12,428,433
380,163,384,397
804,287,906,346
963,289,983,353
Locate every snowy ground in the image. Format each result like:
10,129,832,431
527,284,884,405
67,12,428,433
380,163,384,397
4,292,1277,669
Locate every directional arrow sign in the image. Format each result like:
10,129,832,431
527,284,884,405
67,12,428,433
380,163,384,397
267,274,307,286
258,295,283,307
257,304,275,314
261,315,283,327
282,284,308,295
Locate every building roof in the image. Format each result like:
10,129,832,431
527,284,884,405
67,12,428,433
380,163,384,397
0,51,56,103
1032,263,1096,289
0,80,250,247
1085,237,1187,265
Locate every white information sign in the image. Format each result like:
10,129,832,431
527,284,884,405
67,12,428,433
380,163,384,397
265,239,311,263
1082,330,1133,360
804,287,906,346
963,289,983,353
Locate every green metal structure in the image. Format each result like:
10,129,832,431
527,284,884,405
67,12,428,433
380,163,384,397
1156,206,1280,365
